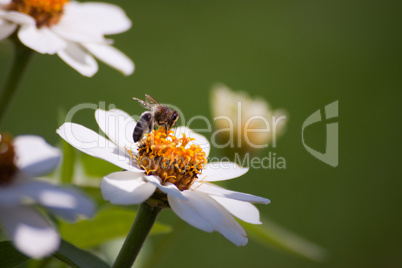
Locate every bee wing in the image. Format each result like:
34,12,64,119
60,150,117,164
145,94,168,113
133,97,153,110
145,94,162,106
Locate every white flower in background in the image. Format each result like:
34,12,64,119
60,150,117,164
211,83,287,152
0,0,134,77
0,134,95,258
57,108,270,246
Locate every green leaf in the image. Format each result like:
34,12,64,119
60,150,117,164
0,241,29,268
244,217,327,262
59,207,171,249
54,240,110,268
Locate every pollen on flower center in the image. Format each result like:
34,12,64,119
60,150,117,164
135,128,207,191
0,133,18,186
7,0,69,27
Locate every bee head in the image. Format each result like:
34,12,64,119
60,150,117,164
169,110,179,127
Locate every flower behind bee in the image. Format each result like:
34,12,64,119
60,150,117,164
0,0,134,76
211,83,287,154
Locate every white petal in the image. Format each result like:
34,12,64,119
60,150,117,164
144,175,186,200
51,18,104,43
211,196,262,224
83,43,134,76
57,123,143,173
51,24,104,43
217,213,248,246
0,174,28,206
13,135,61,177
0,0,11,5
101,171,155,205
95,109,137,153
168,190,248,246
0,188,18,205
199,162,248,182
168,191,215,232
0,206,60,258
0,19,17,40
0,11,35,25
57,42,98,77
14,180,95,221
62,2,131,35
18,24,66,54
0,177,94,221
191,182,270,204
173,126,210,157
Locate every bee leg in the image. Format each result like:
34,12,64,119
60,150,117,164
163,123,169,134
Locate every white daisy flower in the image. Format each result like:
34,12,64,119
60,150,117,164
211,84,287,152
57,108,270,246
0,0,134,77
0,134,95,258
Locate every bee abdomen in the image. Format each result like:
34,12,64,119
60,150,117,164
133,112,153,142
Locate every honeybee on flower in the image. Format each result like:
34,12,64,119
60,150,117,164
57,104,270,246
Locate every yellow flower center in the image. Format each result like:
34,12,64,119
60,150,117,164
7,0,69,27
134,128,207,191
0,133,17,186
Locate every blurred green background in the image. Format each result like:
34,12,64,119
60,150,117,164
1,0,402,267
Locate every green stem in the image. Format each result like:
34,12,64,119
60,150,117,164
60,140,76,183
0,38,34,126
113,202,162,268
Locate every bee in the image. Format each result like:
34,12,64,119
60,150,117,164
132,94,179,142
